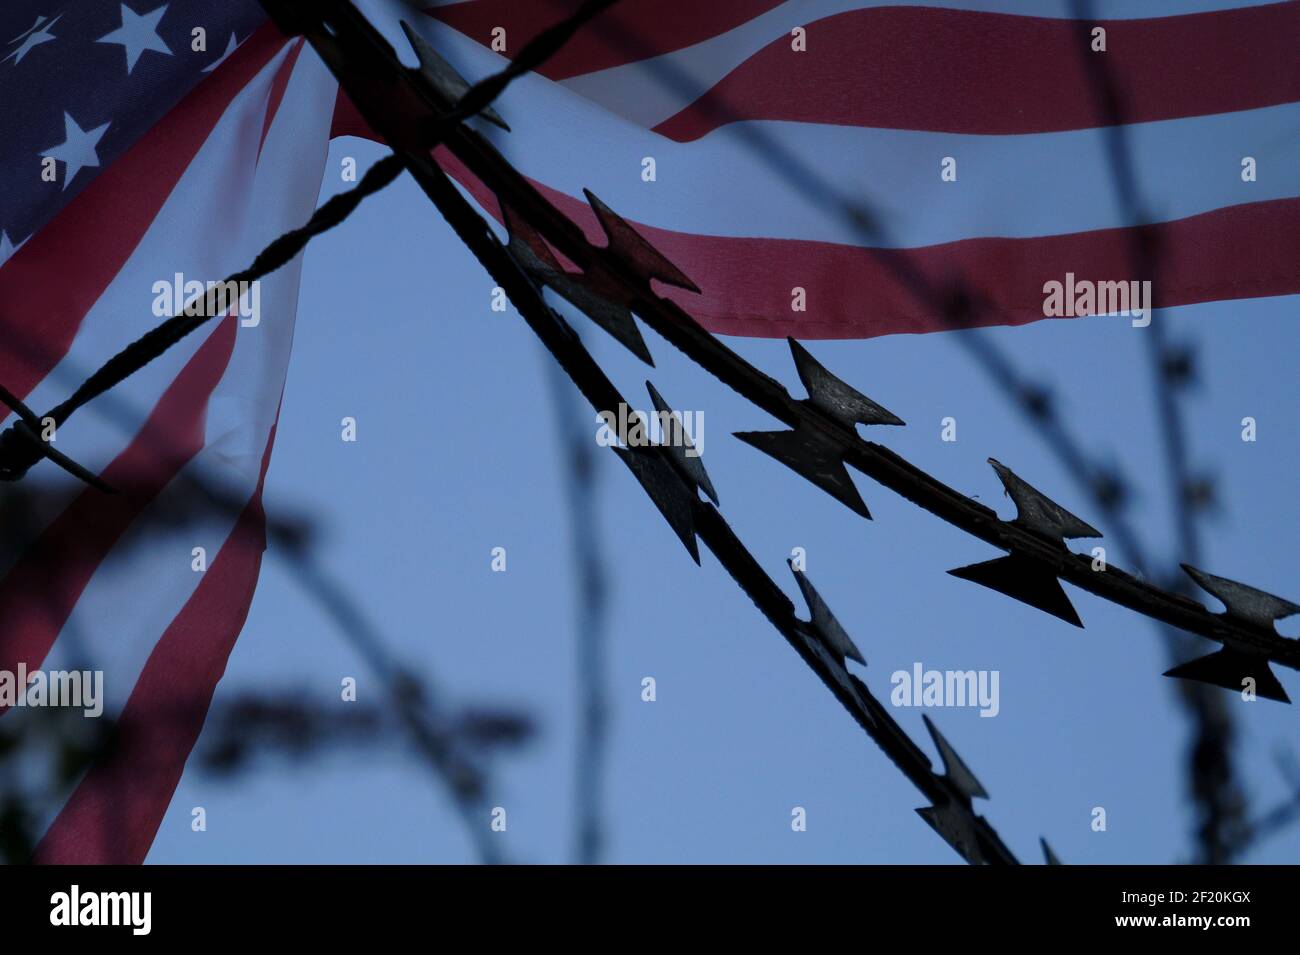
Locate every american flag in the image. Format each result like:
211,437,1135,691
0,0,331,863
0,0,1295,863
399,0,1300,337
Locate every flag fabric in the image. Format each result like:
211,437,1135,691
1,0,1295,865
373,0,1300,339
0,1,335,862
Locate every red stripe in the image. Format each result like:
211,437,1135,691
432,146,1300,337
0,318,238,713
633,199,1300,338
0,23,288,406
425,0,785,80
330,85,379,141
653,2,1300,141
325,120,1300,335
33,424,278,865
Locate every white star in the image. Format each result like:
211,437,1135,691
41,113,111,190
0,232,18,267
97,3,172,75
201,31,238,73
3,14,61,65
8,14,48,43
0,231,29,267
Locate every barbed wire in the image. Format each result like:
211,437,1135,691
296,0,1295,862
263,0,1075,863
0,0,617,869
3,0,1294,862
0,0,617,489
0,0,616,869
404,139,1035,863
276,2,1300,700
551,0,1249,861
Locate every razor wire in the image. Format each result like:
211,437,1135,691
281,0,1294,865
552,0,1249,860
274,1,1300,700
394,139,1033,865
262,0,1068,865
10,0,1289,695
0,0,1046,865
2,0,1296,862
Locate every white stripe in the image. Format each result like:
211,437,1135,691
545,0,1287,128
393,21,1300,250
59,47,333,708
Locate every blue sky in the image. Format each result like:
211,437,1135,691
144,131,1300,865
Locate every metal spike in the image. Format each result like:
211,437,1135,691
788,562,865,666
1040,838,1062,865
502,204,654,365
1181,564,1300,629
645,381,716,504
787,338,904,430
500,201,562,270
922,714,989,801
1163,648,1290,703
546,271,653,365
734,426,870,519
795,636,876,730
611,444,700,564
948,553,1083,627
400,21,509,131
988,458,1101,542
916,803,987,865
583,190,701,294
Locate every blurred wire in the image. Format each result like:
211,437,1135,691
542,350,612,865
1067,0,1242,863
0,342,531,864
